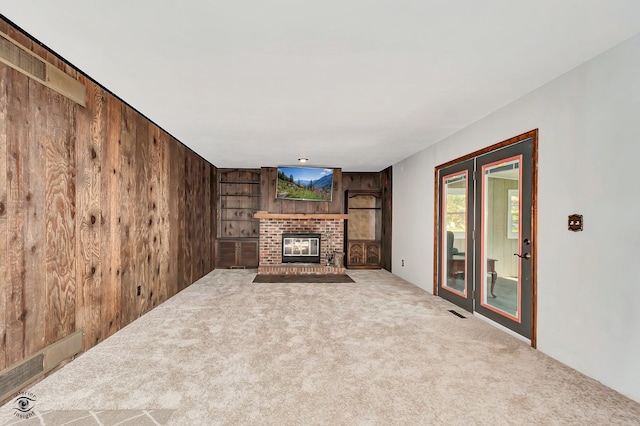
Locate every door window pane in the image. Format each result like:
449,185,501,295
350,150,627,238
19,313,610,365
442,172,468,296
480,156,522,321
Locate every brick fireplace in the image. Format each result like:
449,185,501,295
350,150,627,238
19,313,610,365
255,212,347,274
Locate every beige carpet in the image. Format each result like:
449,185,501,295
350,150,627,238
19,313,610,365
1,269,639,425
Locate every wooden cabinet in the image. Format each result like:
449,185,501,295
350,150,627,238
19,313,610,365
216,169,261,268
217,239,259,268
347,240,381,268
345,190,382,269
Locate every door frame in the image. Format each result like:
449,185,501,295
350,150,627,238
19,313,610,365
433,129,538,348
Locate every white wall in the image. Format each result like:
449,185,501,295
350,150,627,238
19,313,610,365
392,33,640,402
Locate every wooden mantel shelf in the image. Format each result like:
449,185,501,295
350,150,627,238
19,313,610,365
254,211,348,220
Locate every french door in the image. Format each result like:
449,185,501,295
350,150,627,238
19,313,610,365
436,134,535,341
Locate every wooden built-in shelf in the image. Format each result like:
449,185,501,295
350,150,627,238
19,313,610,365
254,211,349,220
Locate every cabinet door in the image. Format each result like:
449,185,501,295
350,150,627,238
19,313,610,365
365,241,381,266
218,241,237,268
348,242,365,266
238,241,258,268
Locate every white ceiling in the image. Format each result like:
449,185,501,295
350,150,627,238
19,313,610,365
3,1,640,171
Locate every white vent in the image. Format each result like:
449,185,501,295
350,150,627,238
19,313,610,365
0,32,86,106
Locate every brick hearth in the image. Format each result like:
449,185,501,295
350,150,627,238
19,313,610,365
258,264,345,275
255,213,347,275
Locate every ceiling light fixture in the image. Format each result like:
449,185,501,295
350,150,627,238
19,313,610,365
298,157,308,163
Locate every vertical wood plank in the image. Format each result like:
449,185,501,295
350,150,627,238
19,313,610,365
134,114,150,316
329,168,342,214
156,129,170,304
200,161,209,277
211,166,218,269
75,80,103,349
6,68,29,366
167,139,183,296
177,145,188,291
210,166,216,271
44,83,76,346
101,93,121,337
119,106,136,326
148,127,162,307
194,159,204,279
0,65,8,369
23,79,47,357
183,151,194,286
259,167,271,213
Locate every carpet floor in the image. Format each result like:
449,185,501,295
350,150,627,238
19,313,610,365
1,269,639,425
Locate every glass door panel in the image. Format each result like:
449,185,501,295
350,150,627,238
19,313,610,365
479,156,522,321
474,139,533,339
437,159,474,313
442,171,468,296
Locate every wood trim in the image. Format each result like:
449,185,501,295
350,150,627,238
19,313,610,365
530,134,539,349
433,167,440,295
254,211,348,220
436,130,537,170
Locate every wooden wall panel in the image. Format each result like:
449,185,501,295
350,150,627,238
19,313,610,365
6,68,30,366
0,17,217,375
44,80,76,346
193,159,203,278
75,80,104,349
343,172,381,192
101,93,121,337
210,165,216,270
25,79,48,356
167,139,183,297
153,128,168,307
134,113,150,317
0,66,8,370
211,166,218,269
182,151,194,286
119,106,137,327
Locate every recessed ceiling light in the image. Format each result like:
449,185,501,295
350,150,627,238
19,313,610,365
298,157,308,163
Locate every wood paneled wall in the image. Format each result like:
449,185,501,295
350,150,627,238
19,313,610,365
0,19,215,371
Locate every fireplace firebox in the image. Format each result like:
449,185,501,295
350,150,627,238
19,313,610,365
282,233,321,263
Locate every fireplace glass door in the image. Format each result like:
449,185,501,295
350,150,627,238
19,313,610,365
282,234,321,263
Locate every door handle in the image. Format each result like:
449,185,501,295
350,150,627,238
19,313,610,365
514,253,531,260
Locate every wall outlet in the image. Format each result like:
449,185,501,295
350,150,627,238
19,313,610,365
137,285,141,296
402,259,405,267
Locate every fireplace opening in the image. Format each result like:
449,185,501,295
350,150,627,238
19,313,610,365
282,233,321,263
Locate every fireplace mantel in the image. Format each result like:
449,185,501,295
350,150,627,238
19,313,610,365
254,211,348,220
